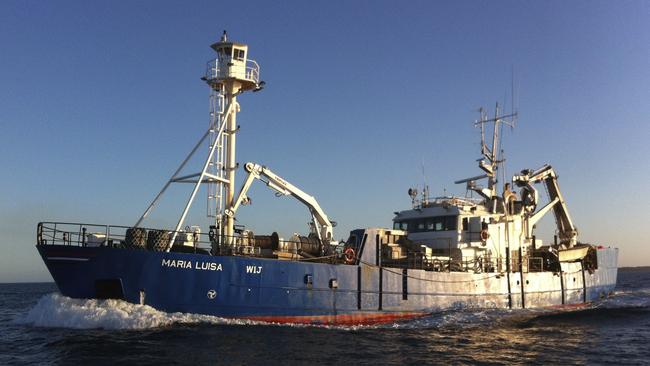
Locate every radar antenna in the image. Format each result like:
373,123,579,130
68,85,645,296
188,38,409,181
454,103,517,212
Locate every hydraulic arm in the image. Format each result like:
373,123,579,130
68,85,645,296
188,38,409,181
225,162,336,244
513,164,578,246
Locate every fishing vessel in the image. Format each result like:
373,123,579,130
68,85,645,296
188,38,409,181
36,33,618,325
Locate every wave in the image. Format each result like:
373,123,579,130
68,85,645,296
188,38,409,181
13,286,650,331
12,293,381,331
391,287,650,330
13,292,502,331
13,293,260,330
602,287,650,309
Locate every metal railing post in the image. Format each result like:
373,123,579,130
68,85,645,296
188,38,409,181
448,238,451,272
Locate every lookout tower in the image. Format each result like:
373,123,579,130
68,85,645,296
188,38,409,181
203,31,263,242
205,31,261,93
135,31,263,249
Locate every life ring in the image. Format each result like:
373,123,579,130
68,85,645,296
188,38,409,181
344,247,356,264
480,229,490,241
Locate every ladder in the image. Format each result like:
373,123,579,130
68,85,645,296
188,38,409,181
207,87,227,230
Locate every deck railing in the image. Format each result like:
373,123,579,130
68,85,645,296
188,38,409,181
204,59,260,84
37,221,551,273
36,221,336,261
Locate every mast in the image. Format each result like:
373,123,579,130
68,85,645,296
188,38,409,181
455,103,516,211
134,31,263,251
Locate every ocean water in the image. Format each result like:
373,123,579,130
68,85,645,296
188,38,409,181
1,270,649,365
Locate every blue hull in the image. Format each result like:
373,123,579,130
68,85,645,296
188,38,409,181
37,245,427,324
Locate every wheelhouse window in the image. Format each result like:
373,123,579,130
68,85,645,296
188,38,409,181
393,216,458,233
445,216,458,231
416,221,425,231
234,48,245,60
393,221,409,230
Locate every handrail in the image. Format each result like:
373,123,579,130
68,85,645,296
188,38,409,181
412,196,484,209
36,221,332,260
204,59,260,84
36,221,558,273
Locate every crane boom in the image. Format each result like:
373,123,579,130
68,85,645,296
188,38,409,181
513,164,578,246
225,162,335,244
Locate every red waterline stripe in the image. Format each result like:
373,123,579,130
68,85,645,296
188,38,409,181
242,311,429,325
546,302,592,310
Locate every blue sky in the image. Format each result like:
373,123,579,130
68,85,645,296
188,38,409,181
1,1,648,282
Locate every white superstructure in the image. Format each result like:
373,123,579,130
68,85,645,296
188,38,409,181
392,105,587,273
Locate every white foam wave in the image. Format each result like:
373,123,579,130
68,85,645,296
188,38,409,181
19,290,644,331
602,288,650,309
13,293,382,331
614,287,650,296
385,307,514,330
13,293,259,330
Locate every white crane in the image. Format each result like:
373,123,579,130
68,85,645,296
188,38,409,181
225,162,337,247
513,164,578,247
